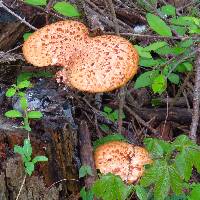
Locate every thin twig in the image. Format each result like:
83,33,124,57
15,175,26,200
0,1,37,30
190,46,200,142
124,105,159,135
161,93,169,137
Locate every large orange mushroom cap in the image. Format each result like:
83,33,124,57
94,141,152,184
22,20,139,93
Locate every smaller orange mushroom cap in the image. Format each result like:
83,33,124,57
94,141,152,184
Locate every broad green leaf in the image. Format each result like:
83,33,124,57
168,73,180,85
103,106,112,113
155,45,185,55
172,135,194,151
93,134,127,150
146,13,172,36
25,161,34,176
190,149,200,173
175,150,193,181
20,97,28,110
23,139,32,159
28,111,43,119
80,187,94,200
139,58,159,67
152,74,166,94
144,138,171,158
176,62,193,73
92,173,133,200
14,145,24,155
135,185,148,200
79,165,93,178
143,41,168,51
140,160,159,187
165,194,187,200
24,0,47,6
17,80,31,89
169,165,183,194
23,33,32,41
179,39,193,48
32,156,48,164
5,110,22,118
6,87,16,97
134,45,152,58
170,25,187,36
134,70,159,89
188,184,200,200
154,161,170,200
170,17,192,26
53,1,80,17
161,5,176,16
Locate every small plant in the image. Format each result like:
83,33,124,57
5,73,48,198
133,4,199,94
14,139,48,175
102,106,125,122
136,135,200,200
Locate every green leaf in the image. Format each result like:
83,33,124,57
53,1,80,17
139,58,159,67
134,70,159,89
135,185,148,200
172,135,194,151
168,73,180,85
5,110,22,118
14,145,24,155
92,173,133,200
152,74,166,94
17,72,33,84
134,45,152,58
176,62,193,73
17,80,31,89
32,156,48,164
161,5,176,16
154,161,170,200
155,45,185,55
169,165,183,194
188,184,200,200
80,187,94,200
23,33,32,41
79,165,93,178
144,138,171,159
170,25,187,36
6,87,16,97
28,111,43,119
99,124,110,133
103,106,112,113
175,150,193,181
143,41,168,51
179,39,193,48
25,162,34,176
146,13,172,36
93,134,127,150
20,97,28,110
24,0,47,6
23,139,32,159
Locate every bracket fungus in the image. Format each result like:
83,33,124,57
23,20,139,93
94,141,152,184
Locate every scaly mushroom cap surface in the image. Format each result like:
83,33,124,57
23,20,89,67
23,20,139,92
94,141,152,184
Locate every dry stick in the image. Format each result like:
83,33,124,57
15,175,26,200
106,0,125,134
0,1,37,31
124,105,158,135
190,46,200,142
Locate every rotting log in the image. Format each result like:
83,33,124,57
0,119,80,199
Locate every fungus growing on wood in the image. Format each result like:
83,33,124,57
23,20,139,93
94,141,152,184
